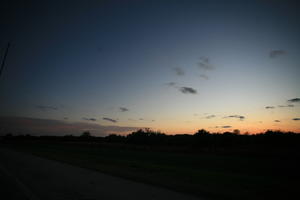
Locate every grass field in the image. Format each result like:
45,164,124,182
3,141,299,200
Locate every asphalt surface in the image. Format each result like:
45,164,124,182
0,148,203,200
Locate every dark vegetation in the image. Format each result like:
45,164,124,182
1,129,300,200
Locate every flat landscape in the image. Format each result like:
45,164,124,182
1,136,299,200
0,147,201,200
1,1,300,200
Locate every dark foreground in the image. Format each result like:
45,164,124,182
1,139,299,200
0,147,201,200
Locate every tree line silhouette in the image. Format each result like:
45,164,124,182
2,128,300,153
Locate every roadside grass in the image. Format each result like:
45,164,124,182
3,142,298,200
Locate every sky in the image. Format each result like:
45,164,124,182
0,0,300,136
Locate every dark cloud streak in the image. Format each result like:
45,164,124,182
179,87,197,94
265,106,275,109
288,98,300,103
82,117,97,121
224,115,245,120
103,117,117,123
119,107,129,112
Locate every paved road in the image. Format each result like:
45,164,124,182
0,148,203,200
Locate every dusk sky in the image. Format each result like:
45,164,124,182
1,0,300,136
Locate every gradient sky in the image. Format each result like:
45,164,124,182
1,0,300,136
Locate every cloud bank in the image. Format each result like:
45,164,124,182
0,116,141,136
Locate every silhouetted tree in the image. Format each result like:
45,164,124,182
80,131,91,138
194,129,210,136
233,129,240,135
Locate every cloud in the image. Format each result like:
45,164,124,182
0,116,141,136
36,105,58,111
119,107,129,112
216,126,232,128
292,118,300,121
274,120,280,122
173,67,185,76
103,117,117,123
199,74,209,80
270,50,286,58
278,105,294,108
166,83,197,95
224,115,245,120
165,82,176,87
179,87,197,94
287,98,300,103
82,117,97,121
198,57,214,71
205,115,216,119
265,106,275,109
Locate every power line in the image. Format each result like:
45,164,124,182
0,43,11,80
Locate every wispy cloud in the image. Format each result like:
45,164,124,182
36,105,58,111
216,125,232,128
166,83,198,95
287,98,300,103
165,82,176,87
292,118,300,121
265,106,275,109
270,50,286,58
205,115,216,119
173,67,185,76
0,116,141,136
82,117,97,121
179,87,197,94
119,107,129,112
198,57,214,71
199,74,209,80
278,105,294,108
103,117,117,123
224,115,245,120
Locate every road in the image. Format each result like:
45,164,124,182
0,148,203,200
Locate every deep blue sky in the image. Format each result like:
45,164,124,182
1,0,300,135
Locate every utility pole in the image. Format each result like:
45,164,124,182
0,43,10,80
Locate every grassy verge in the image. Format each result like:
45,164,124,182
2,141,299,200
